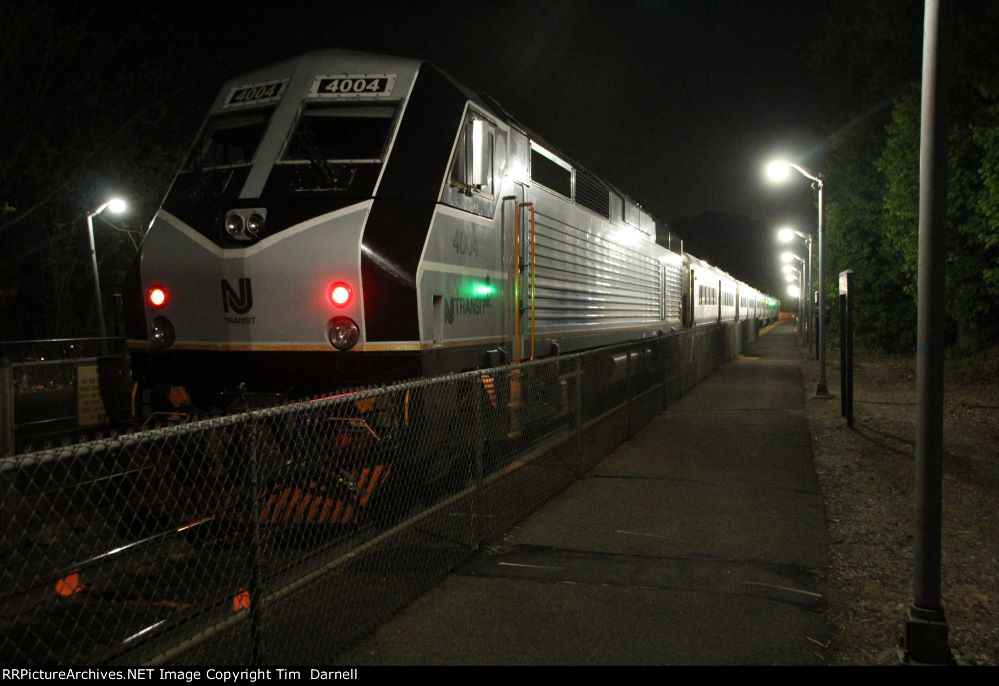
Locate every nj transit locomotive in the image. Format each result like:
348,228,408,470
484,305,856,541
125,48,777,409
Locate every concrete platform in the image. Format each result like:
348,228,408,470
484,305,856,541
336,323,832,665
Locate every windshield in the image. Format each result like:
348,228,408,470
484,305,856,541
187,108,272,170
283,104,396,162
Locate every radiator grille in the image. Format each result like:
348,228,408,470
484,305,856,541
574,168,610,218
529,210,662,330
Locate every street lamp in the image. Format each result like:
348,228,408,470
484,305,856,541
777,225,814,353
766,159,831,398
86,197,127,351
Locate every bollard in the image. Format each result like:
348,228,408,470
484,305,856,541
839,270,854,427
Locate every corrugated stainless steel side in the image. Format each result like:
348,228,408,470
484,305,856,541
663,255,683,322
531,209,662,329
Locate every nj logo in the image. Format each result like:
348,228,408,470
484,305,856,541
221,278,253,314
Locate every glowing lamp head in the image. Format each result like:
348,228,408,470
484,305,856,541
780,251,798,264
787,285,801,299
106,197,127,214
784,273,797,283
777,227,795,243
148,286,168,308
782,265,795,275
328,282,352,307
766,160,792,183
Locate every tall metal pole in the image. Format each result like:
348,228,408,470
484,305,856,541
806,236,813,355
814,180,831,396
902,0,952,665
86,212,109,355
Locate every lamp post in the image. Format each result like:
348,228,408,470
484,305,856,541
778,226,814,354
86,198,127,353
767,160,831,398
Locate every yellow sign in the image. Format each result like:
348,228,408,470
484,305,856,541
77,365,106,428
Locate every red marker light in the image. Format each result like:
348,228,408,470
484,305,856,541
328,282,352,307
148,286,168,308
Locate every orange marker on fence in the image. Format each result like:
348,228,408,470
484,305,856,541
232,589,251,611
55,571,83,597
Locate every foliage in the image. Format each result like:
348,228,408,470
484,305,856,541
0,4,220,340
812,0,999,352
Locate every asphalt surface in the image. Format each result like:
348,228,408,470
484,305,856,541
336,323,832,665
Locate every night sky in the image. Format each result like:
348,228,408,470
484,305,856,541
171,0,826,224
9,1,848,308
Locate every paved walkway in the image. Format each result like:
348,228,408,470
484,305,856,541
338,323,831,665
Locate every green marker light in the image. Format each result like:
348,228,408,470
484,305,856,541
471,282,497,297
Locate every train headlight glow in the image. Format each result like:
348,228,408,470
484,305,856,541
148,286,168,308
225,214,244,237
328,317,359,350
328,282,352,307
246,213,265,237
151,317,175,348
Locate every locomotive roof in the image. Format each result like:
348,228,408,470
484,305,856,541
223,49,670,239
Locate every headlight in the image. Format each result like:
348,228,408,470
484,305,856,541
246,212,265,237
151,317,175,348
224,214,244,237
328,317,359,351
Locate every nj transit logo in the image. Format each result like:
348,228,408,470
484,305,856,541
221,278,253,314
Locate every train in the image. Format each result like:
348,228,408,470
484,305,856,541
124,48,777,413
120,49,778,526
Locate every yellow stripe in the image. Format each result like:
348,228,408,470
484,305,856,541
282,489,304,523
360,466,383,507
161,341,422,352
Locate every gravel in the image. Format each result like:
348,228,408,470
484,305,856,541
800,349,999,665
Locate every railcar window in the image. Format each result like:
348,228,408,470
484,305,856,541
531,148,572,198
284,104,396,161
187,109,273,170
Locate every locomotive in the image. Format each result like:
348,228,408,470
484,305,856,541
124,48,777,411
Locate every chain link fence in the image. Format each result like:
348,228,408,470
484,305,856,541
0,323,756,665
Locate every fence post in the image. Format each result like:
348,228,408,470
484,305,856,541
1,361,13,455
626,347,634,439
661,334,668,411
472,378,485,548
247,418,264,665
574,355,583,477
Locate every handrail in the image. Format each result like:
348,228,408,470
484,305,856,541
513,198,520,363
524,203,536,360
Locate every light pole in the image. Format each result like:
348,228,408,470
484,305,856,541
86,197,127,352
767,160,831,398
778,226,814,354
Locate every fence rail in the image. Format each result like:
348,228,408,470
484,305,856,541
0,322,756,665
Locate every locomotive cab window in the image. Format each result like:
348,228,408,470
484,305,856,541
284,103,396,162
186,108,273,170
450,115,496,197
